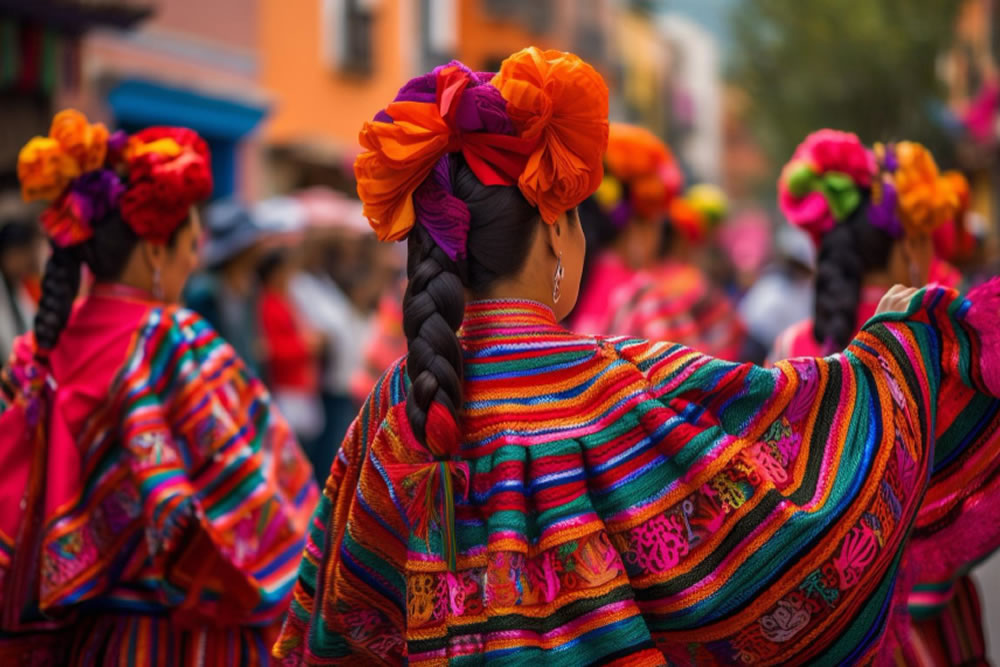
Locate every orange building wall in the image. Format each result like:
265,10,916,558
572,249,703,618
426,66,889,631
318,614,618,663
455,2,558,71
259,0,575,151
259,0,413,149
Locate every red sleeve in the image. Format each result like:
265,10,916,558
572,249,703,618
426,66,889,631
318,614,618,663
258,292,311,368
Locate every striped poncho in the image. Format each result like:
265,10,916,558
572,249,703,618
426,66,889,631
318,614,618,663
274,283,1000,665
0,287,318,665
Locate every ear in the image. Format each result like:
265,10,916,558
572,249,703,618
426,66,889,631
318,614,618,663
141,239,166,271
543,212,568,258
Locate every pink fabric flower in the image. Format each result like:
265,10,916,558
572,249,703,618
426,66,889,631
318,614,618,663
778,130,875,244
797,129,875,188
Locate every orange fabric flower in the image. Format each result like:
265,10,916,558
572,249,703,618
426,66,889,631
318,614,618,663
942,170,970,213
356,101,454,242
50,109,109,173
893,141,960,236
604,123,683,220
355,64,538,246
492,47,609,224
668,198,703,242
17,109,109,202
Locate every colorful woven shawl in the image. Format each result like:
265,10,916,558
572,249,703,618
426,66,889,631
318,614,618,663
274,280,1000,665
0,289,318,665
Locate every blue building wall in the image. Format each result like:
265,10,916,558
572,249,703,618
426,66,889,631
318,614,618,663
107,78,267,198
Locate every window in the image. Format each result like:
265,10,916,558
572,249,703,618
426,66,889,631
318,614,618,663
322,0,376,76
482,0,552,34
420,0,457,71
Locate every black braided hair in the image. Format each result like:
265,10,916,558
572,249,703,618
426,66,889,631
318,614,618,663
812,196,894,350
402,155,539,454
33,246,82,353
32,210,189,357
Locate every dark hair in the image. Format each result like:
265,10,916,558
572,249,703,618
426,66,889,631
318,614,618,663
812,196,894,350
256,247,290,285
33,211,189,354
0,219,40,256
402,155,538,453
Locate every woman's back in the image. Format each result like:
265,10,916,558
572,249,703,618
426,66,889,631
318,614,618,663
274,53,1000,666
276,288,1000,665
0,286,317,664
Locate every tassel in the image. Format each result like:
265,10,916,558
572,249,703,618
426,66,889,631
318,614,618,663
439,461,458,571
393,457,469,572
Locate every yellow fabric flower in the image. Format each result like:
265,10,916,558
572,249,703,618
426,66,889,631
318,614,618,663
17,137,81,202
124,137,183,161
17,109,110,203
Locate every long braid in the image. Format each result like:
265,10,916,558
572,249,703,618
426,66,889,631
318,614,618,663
812,201,893,351
33,245,82,354
402,224,465,455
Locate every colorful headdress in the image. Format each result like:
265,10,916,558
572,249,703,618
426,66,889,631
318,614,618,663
778,129,876,244
594,123,683,227
17,109,212,248
667,183,728,244
932,170,977,261
870,141,961,239
354,47,609,260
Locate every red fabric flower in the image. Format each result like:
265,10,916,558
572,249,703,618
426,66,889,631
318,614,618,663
119,128,213,242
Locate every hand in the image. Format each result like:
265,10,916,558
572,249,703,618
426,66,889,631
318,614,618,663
875,285,919,316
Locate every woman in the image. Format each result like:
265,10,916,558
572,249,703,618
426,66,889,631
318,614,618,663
571,122,683,334
572,125,744,360
607,181,746,361
0,110,318,664
184,198,267,375
275,49,1000,665
768,130,990,664
769,130,964,360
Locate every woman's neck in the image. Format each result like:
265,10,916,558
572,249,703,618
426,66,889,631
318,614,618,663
477,278,551,309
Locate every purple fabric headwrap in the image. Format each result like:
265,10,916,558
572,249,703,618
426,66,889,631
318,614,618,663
71,169,126,223
869,144,904,239
381,62,517,260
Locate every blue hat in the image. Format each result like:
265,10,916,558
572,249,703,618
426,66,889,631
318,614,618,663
202,197,308,268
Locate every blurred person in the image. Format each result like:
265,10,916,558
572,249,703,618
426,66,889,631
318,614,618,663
606,181,747,360
769,131,965,361
274,50,1000,666
738,224,816,363
716,207,773,296
349,276,407,405
768,130,989,665
0,110,317,664
184,199,269,375
290,189,378,480
929,169,978,288
570,122,683,334
571,124,744,359
255,198,325,446
0,217,42,360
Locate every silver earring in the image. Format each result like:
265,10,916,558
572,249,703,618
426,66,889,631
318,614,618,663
552,252,564,304
153,267,164,300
